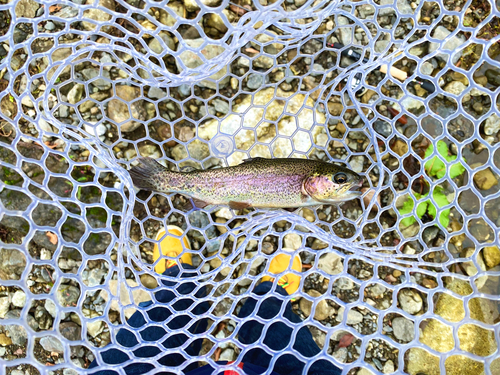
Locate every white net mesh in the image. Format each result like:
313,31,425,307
0,0,499,374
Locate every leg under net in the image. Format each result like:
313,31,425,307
88,264,210,375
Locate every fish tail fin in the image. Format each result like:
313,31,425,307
128,157,173,191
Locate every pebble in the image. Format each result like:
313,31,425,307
473,168,498,190
299,290,334,321
484,113,500,137
178,84,191,96
0,333,12,346
398,289,423,315
57,285,80,307
40,248,52,261
373,120,392,137
82,0,115,31
336,278,355,290
210,257,222,269
215,207,234,220
148,31,175,55
87,321,104,337
420,61,434,76
346,309,363,324
82,68,112,90
391,139,408,157
370,283,386,298
176,39,229,89
485,69,500,87
0,251,26,280
422,226,439,245
283,233,302,250
40,336,64,353
148,87,167,100
383,359,395,374
318,253,344,275
15,0,39,17
247,73,264,89
45,299,57,318
21,95,34,108
188,211,216,239
483,246,500,268
188,139,210,160
328,102,344,116
6,324,27,346
428,26,466,63
45,21,55,30
398,100,423,119
332,347,348,363
107,85,146,133
38,118,53,133
213,99,230,114
84,123,107,137
219,348,235,361
349,156,365,173
59,321,81,341
12,290,26,307
86,267,108,287
444,81,467,96
124,148,137,161
392,317,415,342
0,297,9,318
67,83,84,104
336,16,352,45
184,0,221,11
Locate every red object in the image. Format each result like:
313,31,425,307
338,333,355,348
388,107,408,124
224,362,245,375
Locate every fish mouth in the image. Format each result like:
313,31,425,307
316,190,361,204
349,178,364,192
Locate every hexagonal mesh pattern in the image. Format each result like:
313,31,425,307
0,0,499,374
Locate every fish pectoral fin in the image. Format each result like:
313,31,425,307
192,198,210,209
228,201,252,210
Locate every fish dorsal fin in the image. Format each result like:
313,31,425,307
179,165,198,173
241,157,266,164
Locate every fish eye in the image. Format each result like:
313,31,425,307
334,172,348,184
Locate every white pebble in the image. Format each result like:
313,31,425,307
283,233,302,250
347,309,363,324
12,291,26,308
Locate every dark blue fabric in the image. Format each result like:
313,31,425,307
236,282,341,375
186,361,281,375
88,269,342,375
89,264,209,375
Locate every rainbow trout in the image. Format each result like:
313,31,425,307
129,157,363,209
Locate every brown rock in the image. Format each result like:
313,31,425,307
299,290,334,321
0,333,12,346
392,139,409,156
328,102,343,116
473,168,498,190
107,85,146,133
483,246,500,268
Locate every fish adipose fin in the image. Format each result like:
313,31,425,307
192,198,210,209
129,157,167,191
229,201,251,210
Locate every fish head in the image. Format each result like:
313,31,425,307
303,165,364,204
